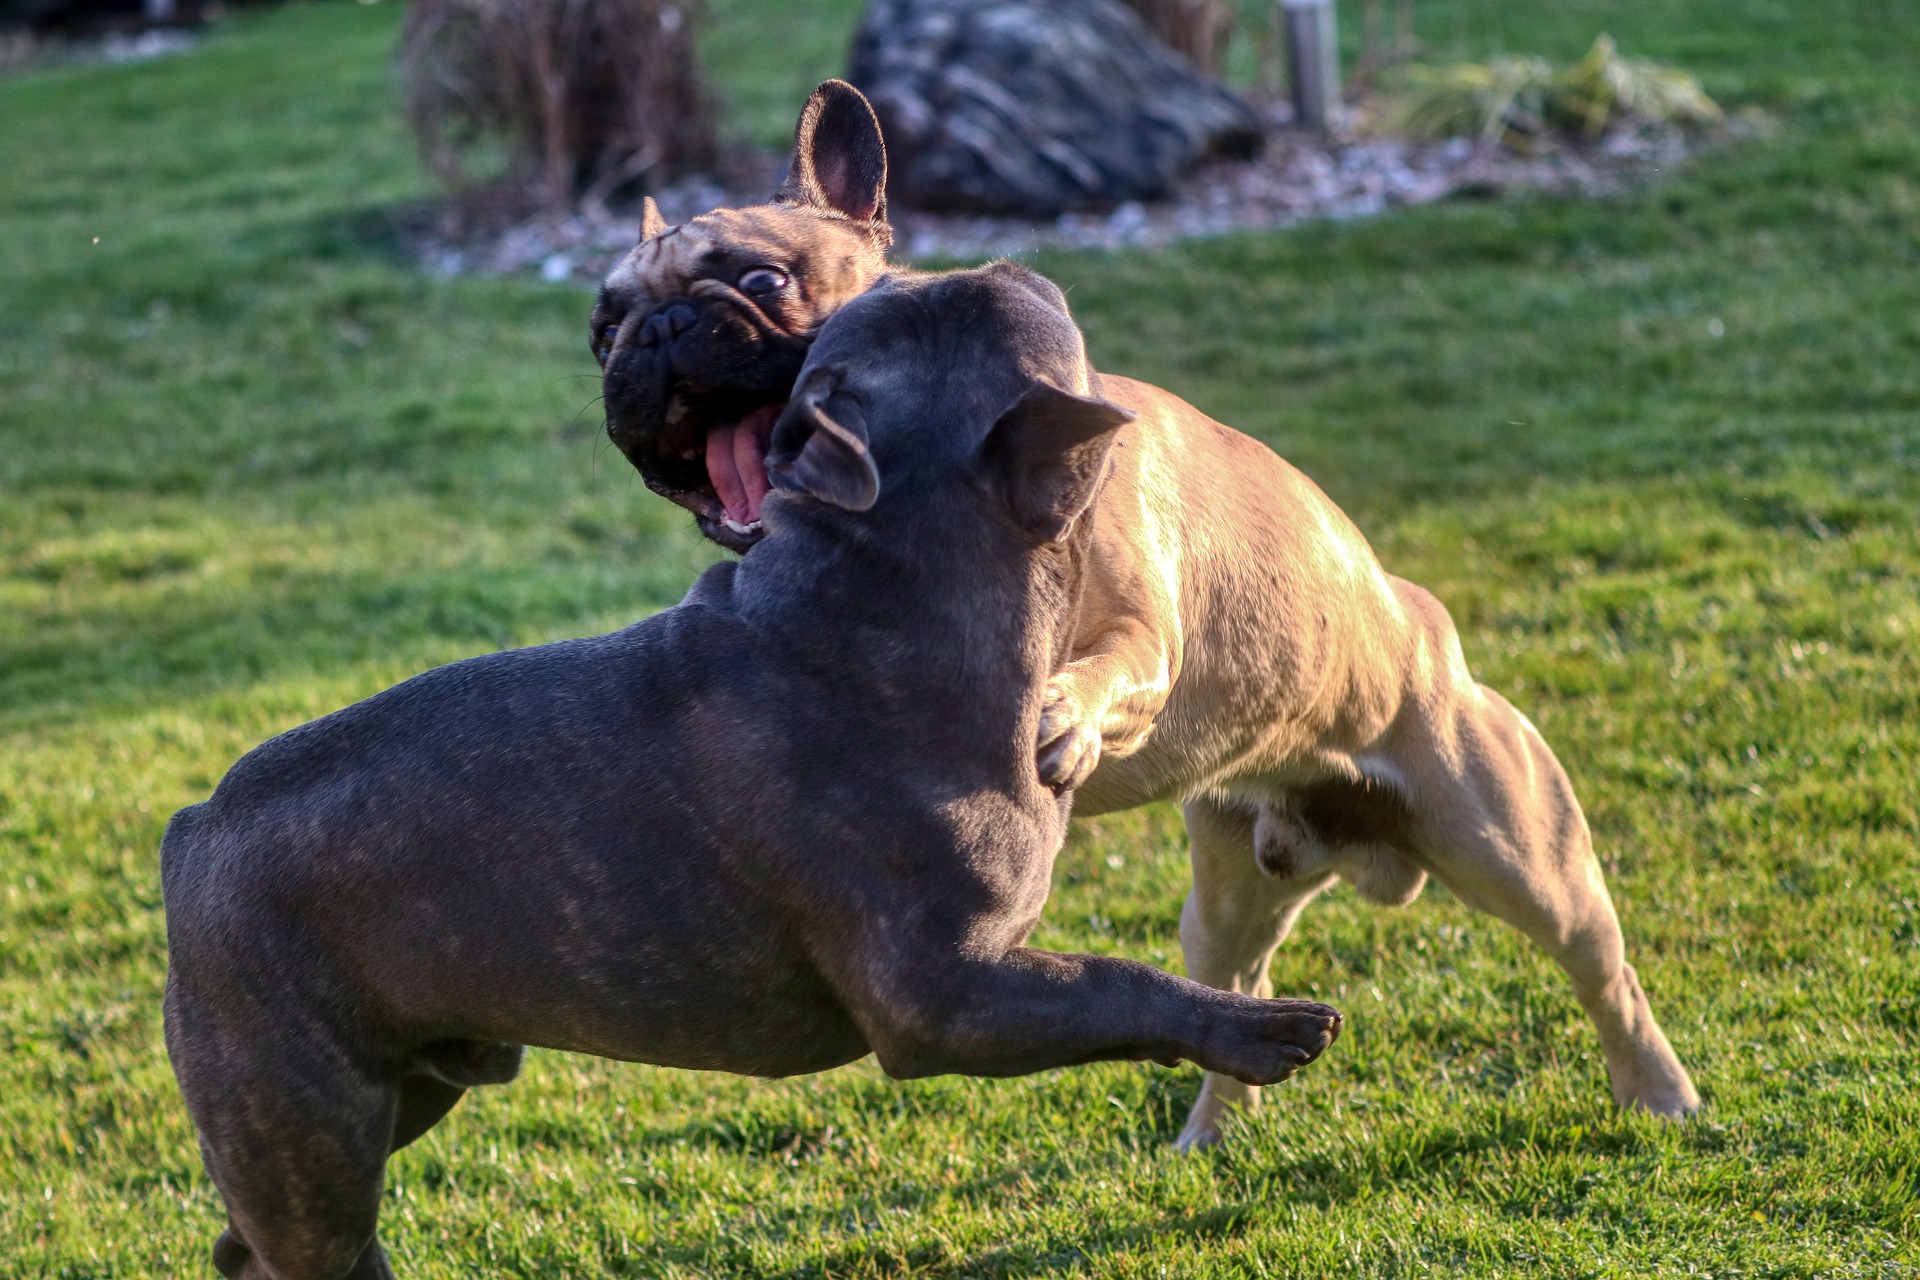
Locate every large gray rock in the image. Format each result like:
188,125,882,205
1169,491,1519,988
849,0,1263,218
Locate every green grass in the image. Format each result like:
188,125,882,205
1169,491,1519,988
3,1,1918,1275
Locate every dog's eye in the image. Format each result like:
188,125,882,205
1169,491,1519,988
593,324,619,364
738,268,788,297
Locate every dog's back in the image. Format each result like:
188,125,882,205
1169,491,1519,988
160,567,886,1080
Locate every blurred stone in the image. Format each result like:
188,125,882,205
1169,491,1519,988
848,0,1263,217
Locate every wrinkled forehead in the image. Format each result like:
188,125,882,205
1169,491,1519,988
600,205,879,307
823,272,1089,389
808,270,1094,431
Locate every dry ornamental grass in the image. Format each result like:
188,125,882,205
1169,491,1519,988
400,0,717,223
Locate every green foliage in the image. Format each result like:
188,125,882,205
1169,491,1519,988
1382,35,1723,147
1551,35,1723,138
1382,52,1555,145
3,1,1919,1276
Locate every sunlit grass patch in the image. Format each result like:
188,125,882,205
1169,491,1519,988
2,1,1918,1276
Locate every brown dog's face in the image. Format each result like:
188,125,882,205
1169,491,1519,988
592,81,892,554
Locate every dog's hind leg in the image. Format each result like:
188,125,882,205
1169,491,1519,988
1174,796,1334,1152
1393,667,1700,1118
167,986,403,1280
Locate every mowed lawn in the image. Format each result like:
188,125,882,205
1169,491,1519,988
3,0,1917,1275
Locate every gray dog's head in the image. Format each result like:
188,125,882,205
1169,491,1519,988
591,81,893,553
754,263,1135,563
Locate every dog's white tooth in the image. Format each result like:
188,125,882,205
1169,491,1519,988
722,517,753,535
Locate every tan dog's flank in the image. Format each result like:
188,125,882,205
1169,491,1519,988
594,80,1700,1149
1056,378,1698,1146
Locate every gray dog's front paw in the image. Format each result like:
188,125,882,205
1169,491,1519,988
1036,679,1101,790
1212,998,1342,1086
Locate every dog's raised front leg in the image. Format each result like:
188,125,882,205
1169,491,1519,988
830,943,1340,1085
1036,455,1183,790
1037,615,1178,789
1174,797,1335,1151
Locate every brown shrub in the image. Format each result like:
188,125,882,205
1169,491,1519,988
1118,0,1234,75
400,0,717,221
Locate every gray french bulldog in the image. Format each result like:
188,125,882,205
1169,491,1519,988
161,262,1343,1280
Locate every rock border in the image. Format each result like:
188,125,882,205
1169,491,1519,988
417,107,1724,284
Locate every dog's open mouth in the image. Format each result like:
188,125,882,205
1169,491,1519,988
642,390,790,552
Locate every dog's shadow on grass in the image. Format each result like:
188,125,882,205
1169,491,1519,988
658,1099,1683,1279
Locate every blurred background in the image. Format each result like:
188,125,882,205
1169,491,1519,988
2,2,1917,1276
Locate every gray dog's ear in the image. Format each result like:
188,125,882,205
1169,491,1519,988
983,383,1136,542
767,372,880,512
776,80,890,240
639,196,668,242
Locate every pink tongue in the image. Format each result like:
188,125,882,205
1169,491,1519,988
705,404,779,526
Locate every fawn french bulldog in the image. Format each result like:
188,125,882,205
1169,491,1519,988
590,81,1698,1150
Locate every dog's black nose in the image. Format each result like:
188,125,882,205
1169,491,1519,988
637,304,699,349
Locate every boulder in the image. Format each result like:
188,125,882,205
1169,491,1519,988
849,0,1263,217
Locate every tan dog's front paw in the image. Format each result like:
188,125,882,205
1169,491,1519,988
1036,680,1102,791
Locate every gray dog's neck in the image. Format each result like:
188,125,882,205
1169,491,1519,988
733,496,1078,746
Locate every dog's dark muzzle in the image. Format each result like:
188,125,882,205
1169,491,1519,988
602,297,814,553
604,298,810,458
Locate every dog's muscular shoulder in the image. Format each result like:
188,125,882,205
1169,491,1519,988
1040,372,1409,808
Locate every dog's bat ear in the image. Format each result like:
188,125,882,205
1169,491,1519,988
639,197,668,242
776,80,891,246
983,383,1136,542
767,371,880,513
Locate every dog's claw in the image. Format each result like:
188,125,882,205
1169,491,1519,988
1036,677,1101,791
1036,724,1100,791
1213,998,1343,1086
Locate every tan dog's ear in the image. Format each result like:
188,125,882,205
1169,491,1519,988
983,384,1136,542
776,80,890,244
639,197,668,242
767,371,880,513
